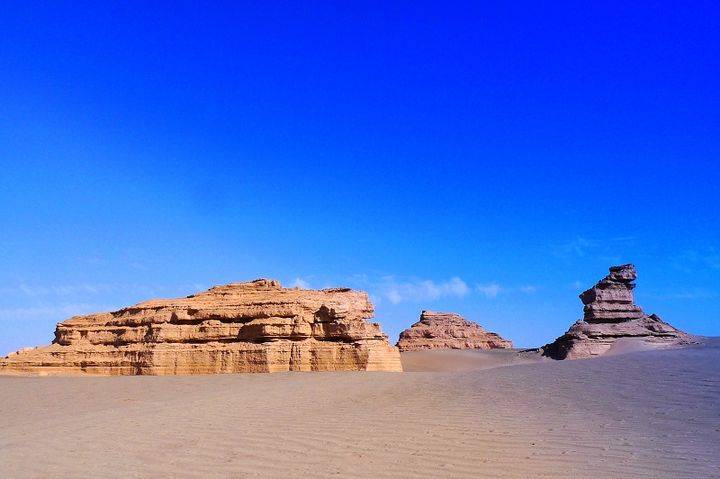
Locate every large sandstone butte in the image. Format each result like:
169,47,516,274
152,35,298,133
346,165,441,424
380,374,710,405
0,279,403,375
396,311,513,351
543,264,693,360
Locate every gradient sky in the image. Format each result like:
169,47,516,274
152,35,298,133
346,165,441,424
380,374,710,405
1,2,719,355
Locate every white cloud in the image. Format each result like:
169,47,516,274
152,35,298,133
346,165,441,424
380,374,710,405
386,289,403,304
352,275,529,303
476,283,502,298
290,278,311,289
376,276,469,305
445,277,470,296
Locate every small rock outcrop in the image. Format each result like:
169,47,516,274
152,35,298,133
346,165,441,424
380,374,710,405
0,279,403,375
396,311,513,351
543,264,693,359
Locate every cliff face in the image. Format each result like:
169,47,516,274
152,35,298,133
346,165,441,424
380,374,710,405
0,279,402,375
543,264,693,360
396,311,512,352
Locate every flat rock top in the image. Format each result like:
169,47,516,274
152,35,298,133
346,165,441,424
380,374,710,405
0,278,403,374
607,263,638,283
61,278,374,327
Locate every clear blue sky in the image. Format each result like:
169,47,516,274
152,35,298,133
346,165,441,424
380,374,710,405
1,2,718,355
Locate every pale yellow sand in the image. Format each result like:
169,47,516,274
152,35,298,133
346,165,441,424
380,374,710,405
400,347,547,371
1,342,718,478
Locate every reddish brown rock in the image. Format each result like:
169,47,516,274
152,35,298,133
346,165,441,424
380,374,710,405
396,311,513,351
0,279,402,375
543,264,693,359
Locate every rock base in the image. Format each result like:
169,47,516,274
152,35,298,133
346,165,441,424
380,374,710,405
397,311,512,352
0,279,402,375
543,265,693,360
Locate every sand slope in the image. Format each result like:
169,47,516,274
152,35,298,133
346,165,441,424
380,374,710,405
400,348,546,372
1,343,718,478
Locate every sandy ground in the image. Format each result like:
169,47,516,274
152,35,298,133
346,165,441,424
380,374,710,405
400,347,547,372
1,342,718,478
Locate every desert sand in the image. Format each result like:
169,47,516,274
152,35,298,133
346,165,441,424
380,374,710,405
1,341,718,478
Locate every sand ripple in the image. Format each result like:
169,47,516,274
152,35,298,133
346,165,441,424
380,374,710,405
1,344,718,478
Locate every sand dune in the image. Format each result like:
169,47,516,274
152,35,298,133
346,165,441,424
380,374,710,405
400,347,546,372
1,342,718,478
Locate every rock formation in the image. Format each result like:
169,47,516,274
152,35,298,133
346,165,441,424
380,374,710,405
0,279,403,375
396,311,513,351
542,264,693,359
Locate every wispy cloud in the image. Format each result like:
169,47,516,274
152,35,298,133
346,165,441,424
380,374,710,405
665,289,717,300
556,236,599,257
553,235,636,258
645,287,717,301
0,283,148,297
477,283,540,297
290,277,311,289
0,303,115,321
345,274,542,303
374,276,469,305
672,248,720,272
0,284,110,296
0,282,211,298
476,282,502,298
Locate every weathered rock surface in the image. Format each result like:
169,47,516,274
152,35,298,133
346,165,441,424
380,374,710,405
396,311,513,351
0,279,403,375
543,264,693,359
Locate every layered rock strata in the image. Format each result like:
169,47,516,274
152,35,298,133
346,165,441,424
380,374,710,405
396,311,513,351
0,279,403,375
543,264,693,359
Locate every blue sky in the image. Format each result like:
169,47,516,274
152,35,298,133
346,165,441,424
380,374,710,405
1,2,718,355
